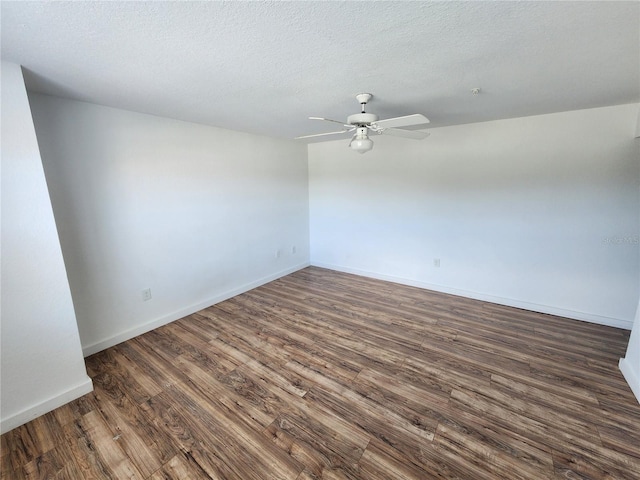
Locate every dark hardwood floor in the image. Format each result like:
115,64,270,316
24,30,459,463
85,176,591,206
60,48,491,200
2,266,639,479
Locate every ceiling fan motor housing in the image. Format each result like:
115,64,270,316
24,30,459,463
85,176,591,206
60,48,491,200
347,113,378,126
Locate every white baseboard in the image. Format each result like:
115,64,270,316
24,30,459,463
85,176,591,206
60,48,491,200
311,262,634,330
82,262,311,357
0,376,94,434
619,357,640,405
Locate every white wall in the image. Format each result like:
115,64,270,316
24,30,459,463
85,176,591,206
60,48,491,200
29,94,309,356
620,299,640,403
309,104,640,328
1,63,93,434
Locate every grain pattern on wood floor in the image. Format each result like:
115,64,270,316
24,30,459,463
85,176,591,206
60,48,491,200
2,267,639,479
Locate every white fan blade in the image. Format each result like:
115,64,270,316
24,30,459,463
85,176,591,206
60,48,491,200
295,130,350,140
309,116,350,127
380,128,430,140
374,114,429,129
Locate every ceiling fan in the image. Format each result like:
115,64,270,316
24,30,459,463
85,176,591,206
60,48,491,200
295,93,430,153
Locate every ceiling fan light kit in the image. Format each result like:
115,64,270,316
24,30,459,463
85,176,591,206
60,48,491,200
296,93,430,153
351,127,374,154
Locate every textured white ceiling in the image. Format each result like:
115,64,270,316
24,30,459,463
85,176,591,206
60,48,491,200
2,1,639,141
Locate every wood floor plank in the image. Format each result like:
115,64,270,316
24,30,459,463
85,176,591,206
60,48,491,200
486,364,601,406
22,447,70,480
358,441,441,480
439,407,556,474
433,422,553,480
19,412,79,480
147,452,210,480
160,383,303,480
402,352,493,393
90,381,176,477
365,434,489,480
81,409,145,479
175,356,278,429
262,279,436,337
174,312,221,343
59,412,130,479
449,386,640,478
528,361,634,401
2,266,639,479
161,322,241,375
489,373,636,437
463,382,603,443
198,306,294,366
303,384,435,471
355,367,450,409
111,344,165,399
3,421,46,471
108,341,177,391
139,391,239,479
264,414,365,479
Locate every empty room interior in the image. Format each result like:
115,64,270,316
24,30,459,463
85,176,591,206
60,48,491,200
2,2,640,479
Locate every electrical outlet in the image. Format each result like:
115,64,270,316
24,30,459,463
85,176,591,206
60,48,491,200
142,288,152,301
292,245,297,254
433,258,440,268
276,249,282,259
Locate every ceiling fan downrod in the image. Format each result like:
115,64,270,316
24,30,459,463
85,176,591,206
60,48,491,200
355,93,372,114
